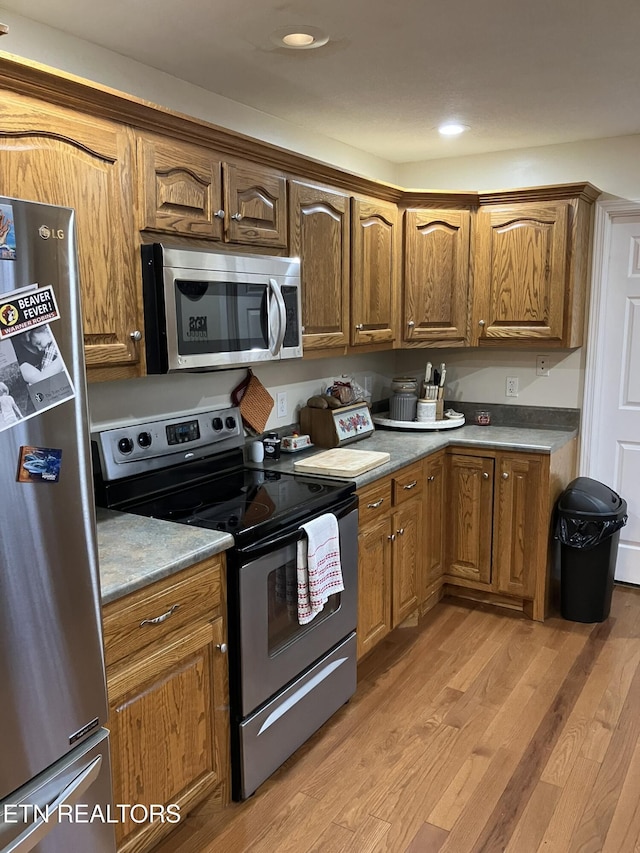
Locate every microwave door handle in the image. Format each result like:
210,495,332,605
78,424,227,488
268,278,287,356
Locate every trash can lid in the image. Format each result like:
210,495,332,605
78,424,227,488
557,477,626,518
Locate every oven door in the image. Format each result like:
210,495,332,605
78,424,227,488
236,501,358,717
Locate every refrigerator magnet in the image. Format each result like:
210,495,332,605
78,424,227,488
0,202,17,260
17,446,63,483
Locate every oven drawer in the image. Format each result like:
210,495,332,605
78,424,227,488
102,557,222,668
392,461,424,505
237,632,356,799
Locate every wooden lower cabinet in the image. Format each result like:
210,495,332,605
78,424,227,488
444,444,575,620
422,451,446,607
103,558,229,853
357,463,423,660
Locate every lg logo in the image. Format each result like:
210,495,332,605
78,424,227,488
38,225,65,240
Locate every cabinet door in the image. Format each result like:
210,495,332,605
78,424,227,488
357,515,392,660
391,497,422,625
225,162,287,247
473,201,569,344
0,95,141,375
423,452,445,595
403,209,471,344
351,197,398,346
289,180,350,351
137,134,224,240
494,453,544,599
108,620,228,853
446,453,494,586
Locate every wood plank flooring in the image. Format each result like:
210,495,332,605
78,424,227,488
153,586,640,853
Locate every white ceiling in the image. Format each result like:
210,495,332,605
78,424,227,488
2,0,640,164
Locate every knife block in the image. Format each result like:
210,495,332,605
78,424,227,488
299,402,373,447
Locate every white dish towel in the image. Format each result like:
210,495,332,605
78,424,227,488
297,513,344,625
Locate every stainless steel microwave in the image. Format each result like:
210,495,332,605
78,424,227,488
141,244,303,372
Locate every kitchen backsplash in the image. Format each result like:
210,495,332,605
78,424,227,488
88,348,585,433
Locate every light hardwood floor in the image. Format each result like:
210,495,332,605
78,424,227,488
153,586,640,853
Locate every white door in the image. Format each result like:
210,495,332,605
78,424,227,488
582,204,640,583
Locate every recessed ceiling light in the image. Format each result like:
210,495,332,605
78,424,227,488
270,26,330,50
438,123,469,136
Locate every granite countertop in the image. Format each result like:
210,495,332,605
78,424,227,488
97,508,233,605
97,420,576,604
247,423,577,488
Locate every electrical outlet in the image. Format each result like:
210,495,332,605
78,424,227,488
536,355,550,376
506,377,519,397
276,392,287,418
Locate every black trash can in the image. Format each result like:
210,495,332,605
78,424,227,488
555,477,628,622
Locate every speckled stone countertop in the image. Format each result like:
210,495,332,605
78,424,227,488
247,423,577,489
96,508,233,605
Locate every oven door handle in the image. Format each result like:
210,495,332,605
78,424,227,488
236,495,358,557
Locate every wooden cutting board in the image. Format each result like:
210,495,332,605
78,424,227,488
294,448,391,478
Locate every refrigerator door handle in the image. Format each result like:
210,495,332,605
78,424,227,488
4,755,103,853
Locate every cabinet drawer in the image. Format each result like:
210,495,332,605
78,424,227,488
103,558,222,669
392,462,424,505
357,479,392,524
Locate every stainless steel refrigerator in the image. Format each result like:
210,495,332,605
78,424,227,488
0,198,115,852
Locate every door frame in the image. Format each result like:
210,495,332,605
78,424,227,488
579,199,640,477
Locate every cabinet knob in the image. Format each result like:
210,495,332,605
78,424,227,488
482,472,489,479
427,475,435,482
407,320,415,328
130,330,142,342
214,209,225,219
231,213,243,221
216,643,228,654
388,533,396,542
397,527,405,536
502,471,509,479
355,323,364,331
478,319,486,327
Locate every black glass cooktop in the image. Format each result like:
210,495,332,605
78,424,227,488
119,467,354,545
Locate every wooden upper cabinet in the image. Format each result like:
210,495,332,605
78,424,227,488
350,197,398,346
472,201,569,345
224,162,287,247
138,134,224,240
403,208,471,346
289,180,350,351
138,135,287,247
0,93,141,378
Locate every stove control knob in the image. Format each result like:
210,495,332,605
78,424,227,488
117,437,134,455
225,416,237,430
212,417,223,431
137,431,152,448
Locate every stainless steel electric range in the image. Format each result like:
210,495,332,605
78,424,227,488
92,406,358,799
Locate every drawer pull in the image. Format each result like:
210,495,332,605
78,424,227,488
140,604,179,627
403,480,418,490
216,643,228,654
367,498,385,508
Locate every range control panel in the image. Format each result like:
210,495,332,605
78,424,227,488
92,407,244,481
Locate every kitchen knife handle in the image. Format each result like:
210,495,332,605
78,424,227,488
140,603,179,627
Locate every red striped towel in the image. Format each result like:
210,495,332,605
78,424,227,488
297,513,344,625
